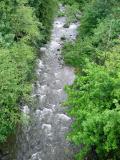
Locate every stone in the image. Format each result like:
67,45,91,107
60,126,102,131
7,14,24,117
63,23,69,28
31,152,42,160
57,114,71,121
40,47,47,54
22,105,29,115
61,36,66,41
42,124,52,136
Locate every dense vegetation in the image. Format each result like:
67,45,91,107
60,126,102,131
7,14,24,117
1,0,120,159
0,0,57,143
62,0,120,159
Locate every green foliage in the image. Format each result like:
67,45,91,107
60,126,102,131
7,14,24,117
0,0,41,46
59,0,75,5
65,3,80,24
66,45,120,159
62,0,120,159
63,1,120,67
79,0,117,37
92,9,120,50
29,0,57,41
62,37,94,67
58,1,80,25
0,42,35,142
60,0,90,7
0,0,56,143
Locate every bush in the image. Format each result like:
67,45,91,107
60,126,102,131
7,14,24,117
62,1,120,67
92,8,120,50
29,0,57,41
0,0,56,143
79,0,115,37
59,0,75,5
62,0,120,159
0,41,36,142
65,3,80,24
65,44,120,159
62,38,94,67
60,0,90,7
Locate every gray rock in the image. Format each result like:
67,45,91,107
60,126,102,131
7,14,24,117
40,47,47,54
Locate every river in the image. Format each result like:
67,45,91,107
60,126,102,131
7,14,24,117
13,5,78,160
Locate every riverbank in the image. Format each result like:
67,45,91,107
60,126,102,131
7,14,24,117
0,0,57,159
62,0,120,159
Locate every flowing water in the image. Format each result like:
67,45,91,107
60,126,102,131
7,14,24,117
15,6,79,160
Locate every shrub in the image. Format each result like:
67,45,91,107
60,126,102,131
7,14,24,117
65,45,120,159
62,37,94,67
92,7,120,50
65,3,80,24
0,0,56,143
29,0,57,41
62,1,120,68
79,0,115,37
62,0,120,159
0,41,36,142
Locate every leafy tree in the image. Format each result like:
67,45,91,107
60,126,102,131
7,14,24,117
29,0,57,41
65,44,120,159
79,0,117,37
0,0,57,144
62,0,120,159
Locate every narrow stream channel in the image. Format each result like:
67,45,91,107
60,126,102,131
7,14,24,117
16,5,79,160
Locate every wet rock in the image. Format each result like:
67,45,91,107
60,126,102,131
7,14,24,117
0,153,2,159
31,152,42,160
55,80,60,84
69,23,78,29
40,47,47,54
39,95,46,103
35,109,41,115
58,57,63,61
50,41,61,50
0,150,10,160
54,72,60,79
22,105,29,115
55,114,71,127
38,59,44,69
40,108,53,122
61,36,66,41
57,48,60,51
41,85,47,91
63,23,69,28
57,89,62,94
42,124,52,137
56,114,71,122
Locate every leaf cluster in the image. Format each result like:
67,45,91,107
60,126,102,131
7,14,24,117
0,0,57,143
62,0,120,159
